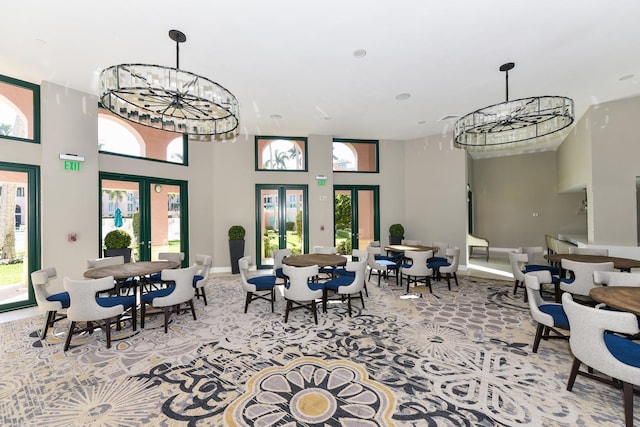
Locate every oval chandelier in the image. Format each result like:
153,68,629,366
99,29,239,137
454,62,574,150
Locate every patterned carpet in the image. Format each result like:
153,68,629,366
0,273,634,426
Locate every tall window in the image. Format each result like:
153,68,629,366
255,136,307,171
98,108,188,165
0,75,40,144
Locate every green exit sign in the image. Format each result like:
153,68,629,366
64,160,81,171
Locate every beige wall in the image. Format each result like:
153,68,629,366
472,151,585,249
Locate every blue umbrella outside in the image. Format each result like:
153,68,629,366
114,207,123,228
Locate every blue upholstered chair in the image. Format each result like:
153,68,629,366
239,255,277,313
560,259,614,298
429,247,460,290
140,266,197,333
524,271,569,353
148,252,185,283
400,250,433,294
322,260,367,316
63,275,136,351
563,292,640,427
31,267,69,339
282,264,323,324
192,254,212,305
272,248,291,286
427,241,449,264
367,246,399,287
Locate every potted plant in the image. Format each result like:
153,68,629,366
389,223,405,245
103,229,132,263
228,225,246,274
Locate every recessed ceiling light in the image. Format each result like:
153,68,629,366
395,93,411,101
620,74,635,81
270,114,282,120
418,120,426,125
353,49,367,58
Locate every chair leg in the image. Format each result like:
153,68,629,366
445,274,451,291
322,289,328,313
363,281,369,297
532,323,544,353
360,291,365,310
347,294,352,317
311,300,318,325
284,300,291,323
64,321,76,351
131,303,137,331
41,311,55,339
567,357,582,391
163,307,170,333
104,317,112,349
453,272,458,287
623,381,634,427
271,288,275,313
513,279,520,295
244,292,252,313
188,299,197,320
201,288,208,306
140,302,146,328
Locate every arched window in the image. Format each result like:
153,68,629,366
332,139,379,173
0,96,27,139
167,137,184,163
332,142,357,171
98,115,143,157
255,136,307,171
0,74,39,143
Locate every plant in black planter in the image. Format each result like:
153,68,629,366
389,223,405,245
228,225,246,274
103,229,132,263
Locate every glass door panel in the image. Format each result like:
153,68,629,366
150,183,182,261
257,185,307,269
101,179,140,261
0,163,39,312
334,185,379,254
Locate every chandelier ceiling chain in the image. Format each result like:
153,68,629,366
454,62,574,150
99,29,239,137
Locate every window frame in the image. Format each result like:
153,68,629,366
0,74,41,144
98,105,189,166
332,138,379,173
255,135,308,172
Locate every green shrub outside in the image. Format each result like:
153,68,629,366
104,229,132,249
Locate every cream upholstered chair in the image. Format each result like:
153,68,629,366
63,275,136,351
86,255,125,269
428,241,449,264
401,239,421,246
312,246,336,254
467,234,490,261
192,254,212,305
563,292,640,427
158,252,185,263
559,259,614,297
322,260,367,317
272,248,291,286
568,247,609,256
431,247,460,290
239,255,277,313
140,266,197,333
31,267,69,339
366,246,399,287
282,264,323,324
524,271,569,353
593,271,640,287
400,250,433,294
334,249,369,296
512,247,560,298
509,252,529,296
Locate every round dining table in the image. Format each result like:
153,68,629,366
590,286,640,315
282,253,347,268
84,260,180,280
544,254,640,271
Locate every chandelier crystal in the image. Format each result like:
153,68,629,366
99,30,239,137
454,63,574,150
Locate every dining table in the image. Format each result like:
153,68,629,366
543,253,640,272
590,286,640,315
282,253,347,268
384,244,436,254
84,260,180,296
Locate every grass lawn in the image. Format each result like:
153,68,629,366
0,263,24,286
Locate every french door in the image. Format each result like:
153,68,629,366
99,173,188,264
334,185,379,253
0,162,39,312
256,184,308,269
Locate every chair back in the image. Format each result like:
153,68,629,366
282,264,321,301
401,250,432,276
440,247,460,273
31,267,60,308
87,256,124,269
158,252,185,263
593,271,640,287
336,260,367,295
351,249,368,262
562,292,640,384
193,254,212,281
432,241,449,257
568,247,609,256
367,246,388,270
64,276,123,322
524,271,556,326
155,266,197,306
273,248,291,270
312,246,336,255
560,259,614,296
401,239,421,246
509,251,528,282
239,255,257,292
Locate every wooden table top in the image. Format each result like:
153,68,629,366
544,254,640,271
282,253,347,268
384,244,436,253
590,286,640,315
84,260,180,279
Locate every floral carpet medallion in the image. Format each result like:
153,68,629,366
225,356,396,426
0,274,636,426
